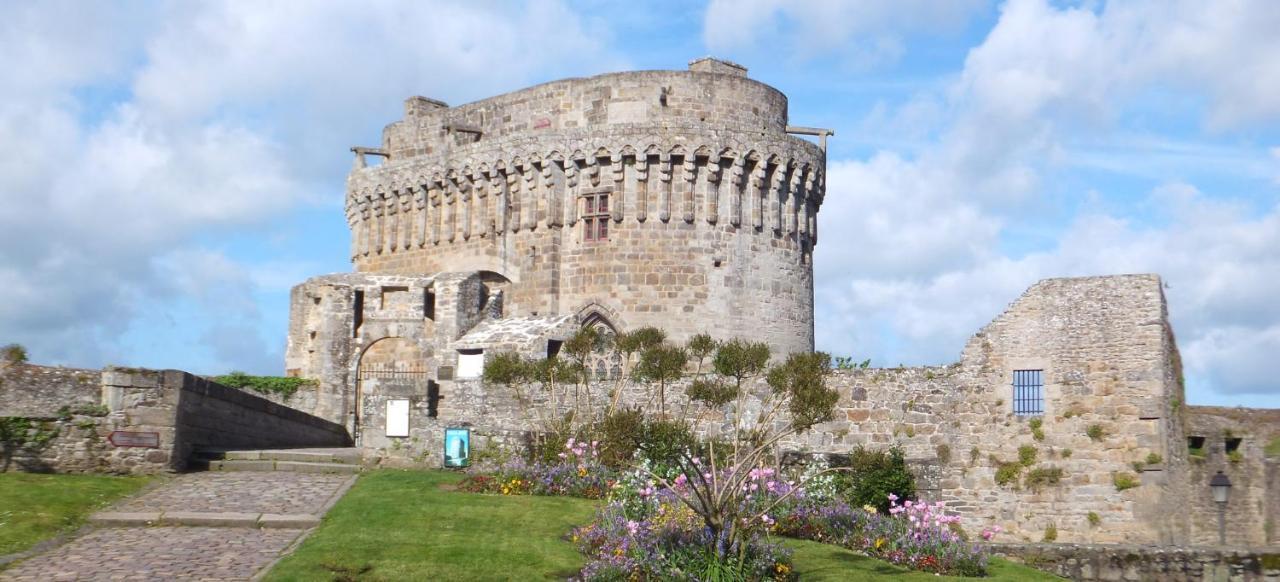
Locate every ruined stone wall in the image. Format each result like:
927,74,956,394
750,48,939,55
342,59,824,355
374,275,1197,544
1180,406,1280,546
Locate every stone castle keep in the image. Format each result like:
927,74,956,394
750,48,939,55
2,59,1276,555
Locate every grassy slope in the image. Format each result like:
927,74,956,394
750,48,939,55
268,470,1057,581
0,473,151,556
265,470,595,581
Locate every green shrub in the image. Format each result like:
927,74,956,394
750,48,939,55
639,418,696,472
1087,512,1101,527
686,378,737,407
1113,472,1140,491
1086,424,1105,441
1061,448,1073,458
1,343,27,364
995,462,1023,487
1266,437,1280,459
213,372,316,399
935,443,951,464
837,446,917,513
1025,466,1064,491
1018,445,1037,467
596,408,645,468
1145,452,1163,465
1042,523,1058,542
1228,450,1244,464
969,446,980,463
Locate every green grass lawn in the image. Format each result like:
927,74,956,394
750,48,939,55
786,538,1060,581
267,470,1056,581
0,473,152,556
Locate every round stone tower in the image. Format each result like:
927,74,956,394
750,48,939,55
344,58,827,355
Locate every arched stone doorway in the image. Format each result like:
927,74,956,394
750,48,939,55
355,337,434,447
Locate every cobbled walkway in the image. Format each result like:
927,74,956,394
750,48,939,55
2,468,356,581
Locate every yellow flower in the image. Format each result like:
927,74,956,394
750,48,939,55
874,538,887,550
578,467,588,477
862,505,878,514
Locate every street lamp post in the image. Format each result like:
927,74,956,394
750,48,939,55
1209,470,1232,546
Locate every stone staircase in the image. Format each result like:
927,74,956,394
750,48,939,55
192,447,364,475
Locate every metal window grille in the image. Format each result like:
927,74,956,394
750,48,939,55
1013,369,1044,416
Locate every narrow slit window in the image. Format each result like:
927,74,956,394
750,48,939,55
1012,369,1044,416
583,192,610,242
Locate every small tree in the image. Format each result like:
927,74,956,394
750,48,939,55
632,344,688,419
686,333,717,375
1,343,28,365
563,327,611,422
607,327,666,413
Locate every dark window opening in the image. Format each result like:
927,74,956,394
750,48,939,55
1225,437,1243,454
583,192,610,242
547,340,563,359
353,290,364,338
1188,436,1206,457
424,287,436,320
1012,369,1044,416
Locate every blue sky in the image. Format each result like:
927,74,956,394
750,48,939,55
2,1,1279,407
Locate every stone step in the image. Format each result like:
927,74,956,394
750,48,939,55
90,511,322,529
196,447,363,465
206,459,361,474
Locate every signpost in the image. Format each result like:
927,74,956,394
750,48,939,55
107,431,160,448
443,427,470,468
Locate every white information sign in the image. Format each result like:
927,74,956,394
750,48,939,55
386,399,410,437
457,351,484,379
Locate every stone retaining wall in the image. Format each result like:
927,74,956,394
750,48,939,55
987,542,1280,581
3,367,350,474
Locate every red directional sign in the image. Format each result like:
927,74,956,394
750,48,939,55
108,431,160,448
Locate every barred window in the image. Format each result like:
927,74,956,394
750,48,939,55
583,192,609,242
1013,369,1044,416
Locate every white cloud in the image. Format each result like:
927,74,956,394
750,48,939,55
703,0,987,68
0,0,621,371
813,0,1280,403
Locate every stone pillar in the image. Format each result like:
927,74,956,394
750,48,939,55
524,161,538,231
430,184,442,245
635,155,650,222
507,163,521,233
372,194,386,255
770,164,785,235
658,153,672,223
415,184,428,249
682,155,696,224
750,160,765,231
400,188,414,250
706,159,723,225
610,154,624,223
729,157,745,228
565,158,580,227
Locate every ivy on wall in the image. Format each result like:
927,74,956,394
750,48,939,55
213,372,317,399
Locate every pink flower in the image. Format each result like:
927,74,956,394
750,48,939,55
887,493,899,502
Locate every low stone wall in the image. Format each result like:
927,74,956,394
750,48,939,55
0,363,101,416
171,371,350,461
4,366,351,474
988,542,1280,581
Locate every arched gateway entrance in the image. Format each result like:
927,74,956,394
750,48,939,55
355,337,435,448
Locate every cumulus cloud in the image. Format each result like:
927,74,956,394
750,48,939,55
703,0,987,68
0,0,621,372
812,0,1280,403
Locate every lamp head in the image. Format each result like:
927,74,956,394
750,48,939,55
1210,470,1232,504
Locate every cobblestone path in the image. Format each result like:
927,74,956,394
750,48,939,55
2,469,356,581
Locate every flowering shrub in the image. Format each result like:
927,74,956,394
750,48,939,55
775,494,992,577
458,438,617,499
572,466,797,581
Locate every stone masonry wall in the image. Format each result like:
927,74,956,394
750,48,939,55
365,274,1214,544
0,362,101,416
4,366,350,474
1179,406,1280,546
987,543,1280,581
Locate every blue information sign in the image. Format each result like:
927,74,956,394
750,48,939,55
443,427,470,468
